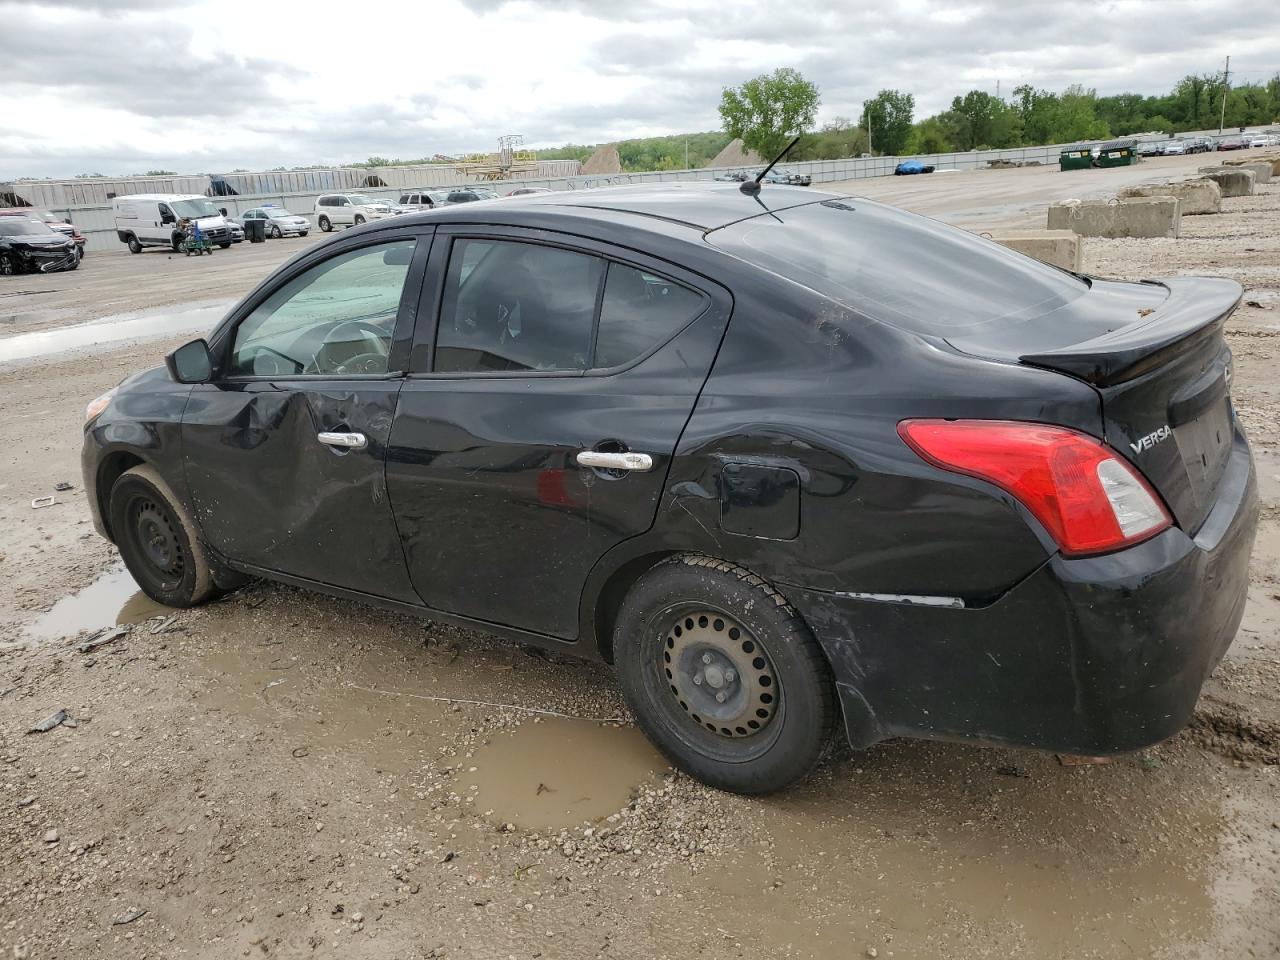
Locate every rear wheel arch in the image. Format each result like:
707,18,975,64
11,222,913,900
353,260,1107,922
589,550,680,662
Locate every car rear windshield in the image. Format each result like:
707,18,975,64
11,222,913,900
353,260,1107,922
708,199,1089,336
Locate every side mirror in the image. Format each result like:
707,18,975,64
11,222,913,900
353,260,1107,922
166,339,213,384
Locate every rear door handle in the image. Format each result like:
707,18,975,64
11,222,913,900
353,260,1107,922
317,431,368,451
576,450,653,472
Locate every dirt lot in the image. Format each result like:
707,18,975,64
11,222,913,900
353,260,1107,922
1,161,1279,959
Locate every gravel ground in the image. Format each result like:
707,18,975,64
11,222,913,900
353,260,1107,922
1,163,1278,959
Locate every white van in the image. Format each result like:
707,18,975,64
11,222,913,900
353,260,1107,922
112,194,235,254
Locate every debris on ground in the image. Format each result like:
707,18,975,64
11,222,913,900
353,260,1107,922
27,709,69,734
43,829,59,844
30,496,56,509
77,624,129,654
111,909,146,926
149,615,179,635
53,481,73,492
1056,754,1115,766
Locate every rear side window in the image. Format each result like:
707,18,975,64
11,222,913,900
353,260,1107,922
435,239,603,373
709,200,1088,336
595,264,706,368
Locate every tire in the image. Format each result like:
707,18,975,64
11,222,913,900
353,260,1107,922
318,215,331,232
612,555,836,794
299,231,308,238
0,253,18,276
270,224,282,239
218,242,231,250
353,214,366,226
127,235,142,254
65,257,78,271
108,465,220,607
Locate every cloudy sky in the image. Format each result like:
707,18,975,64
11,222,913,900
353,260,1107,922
3,0,1277,178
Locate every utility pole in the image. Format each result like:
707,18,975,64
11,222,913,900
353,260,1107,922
684,138,689,169
996,79,1000,100
865,103,873,155
1219,55,1230,133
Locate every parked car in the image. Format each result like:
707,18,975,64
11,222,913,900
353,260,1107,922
894,160,936,175
228,221,245,243
1248,134,1278,148
112,195,235,253
754,168,812,186
1186,137,1215,154
0,207,87,257
397,190,451,210
82,183,1258,794
237,205,310,238
507,187,552,197
1217,138,1248,151
438,189,492,205
713,171,750,182
313,194,392,231
1137,141,1165,157
1161,140,1187,155
0,216,79,274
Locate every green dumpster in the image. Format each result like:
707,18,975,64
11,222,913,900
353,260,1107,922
1095,139,1139,168
1059,146,1093,171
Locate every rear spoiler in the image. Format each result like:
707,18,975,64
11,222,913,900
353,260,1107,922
1020,277,1242,386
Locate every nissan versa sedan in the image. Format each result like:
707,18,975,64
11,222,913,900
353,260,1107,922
82,182,1258,794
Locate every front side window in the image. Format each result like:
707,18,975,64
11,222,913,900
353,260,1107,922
230,240,416,377
435,239,602,373
595,264,707,368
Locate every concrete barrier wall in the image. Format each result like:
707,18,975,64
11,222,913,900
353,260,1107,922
1048,197,1181,238
987,231,1083,271
39,142,1081,251
1119,179,1222,215
1198,167,1257,197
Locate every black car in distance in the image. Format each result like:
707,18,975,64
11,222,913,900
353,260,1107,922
0,216,80,275
82,183,1257,793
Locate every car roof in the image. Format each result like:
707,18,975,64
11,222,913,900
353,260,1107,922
427,181,841,232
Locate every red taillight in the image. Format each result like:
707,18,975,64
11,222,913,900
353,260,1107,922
897,419,1172,557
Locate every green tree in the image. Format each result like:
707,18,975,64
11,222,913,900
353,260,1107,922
942,91,1020,149
862,89,915,156
792,117,869,160
905,116,954,154
719,67,820,160
144,169,176,176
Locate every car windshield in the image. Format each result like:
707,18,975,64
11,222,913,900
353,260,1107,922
172,198,220,219
0,218,55,236
708,199,1089,336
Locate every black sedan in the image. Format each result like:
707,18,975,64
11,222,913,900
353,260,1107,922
0,217,80,275
82,183,1258,793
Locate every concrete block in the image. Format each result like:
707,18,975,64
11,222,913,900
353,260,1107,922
1047,197,1181,239
1119,179,1222,215
1198,167,1256,197
1239,162,1272,184
988,230,1083,271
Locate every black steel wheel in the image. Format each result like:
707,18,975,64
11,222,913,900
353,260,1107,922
108,465,235,607
613,555,836,794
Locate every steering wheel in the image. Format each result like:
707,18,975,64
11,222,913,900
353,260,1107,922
308,319,389,374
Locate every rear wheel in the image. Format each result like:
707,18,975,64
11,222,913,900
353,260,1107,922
613,555,836,794
109,464,246,607
318,215,331,232
127,235,142,254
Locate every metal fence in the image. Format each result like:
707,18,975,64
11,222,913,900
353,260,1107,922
42,142,1083,251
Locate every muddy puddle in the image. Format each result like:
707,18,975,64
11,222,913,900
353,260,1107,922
460,717,666,829
26,564,173,641
0,299,230,364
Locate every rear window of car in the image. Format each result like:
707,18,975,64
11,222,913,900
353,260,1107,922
708,199,1089,336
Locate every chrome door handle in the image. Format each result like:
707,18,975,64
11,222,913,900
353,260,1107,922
317,431,368,450
576,450,654,472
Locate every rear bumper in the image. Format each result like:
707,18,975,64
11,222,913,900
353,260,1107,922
788,427,1258,755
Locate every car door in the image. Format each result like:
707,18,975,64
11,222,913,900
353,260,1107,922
151,202,174,244
385,227,731,639
181,228,433,601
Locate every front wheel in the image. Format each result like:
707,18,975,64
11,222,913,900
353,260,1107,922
298,231,309,238
613,556,836,794
318,215,331,232
109,465,221,607
127,235,142,254
218,242,231,250
270,224,281,238
353,214,366,226
0,253,18,276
